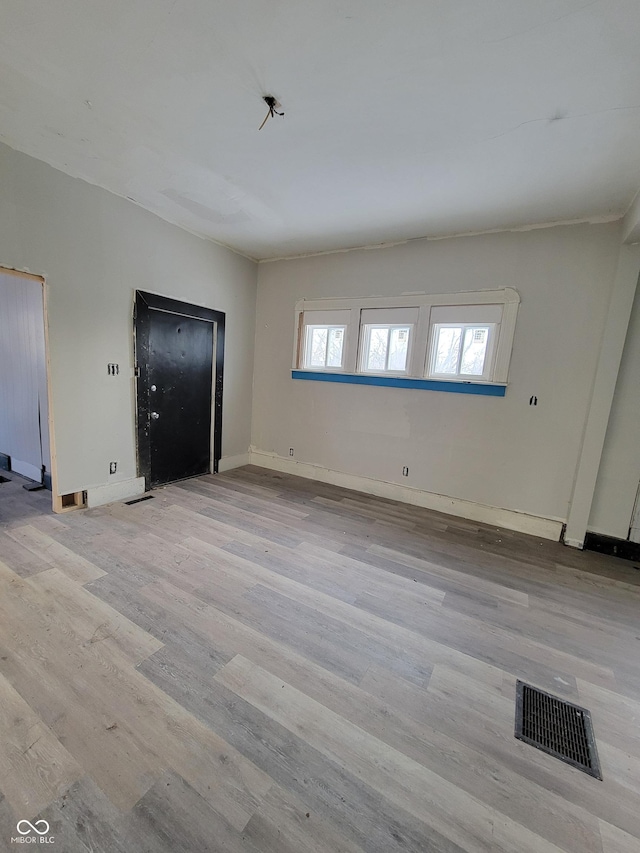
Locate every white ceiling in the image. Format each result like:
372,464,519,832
1,0,640,260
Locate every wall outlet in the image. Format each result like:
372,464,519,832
289,448,294,457
402,466,409,477
107,363,119,376
109,461,117,475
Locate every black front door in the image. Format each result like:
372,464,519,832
148,310,213,486
135,291,225,489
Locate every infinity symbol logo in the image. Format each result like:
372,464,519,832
16,820,50,836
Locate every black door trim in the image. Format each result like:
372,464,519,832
134,290,225,488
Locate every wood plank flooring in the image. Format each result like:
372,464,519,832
0,466,639,852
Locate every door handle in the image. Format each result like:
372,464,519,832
151,412,160,420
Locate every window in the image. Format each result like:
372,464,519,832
361,325,411,372
358,307,418,374
299,309,351,371
430,324,495,379
304,325,346,369
294,289,519,393
427,304,501,382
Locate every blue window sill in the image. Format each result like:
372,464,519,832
291,370,506,396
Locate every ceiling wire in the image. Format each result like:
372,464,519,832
259,96,284,130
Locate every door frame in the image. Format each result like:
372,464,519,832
0,266,58,507
134,290,225,489
630,479,640,543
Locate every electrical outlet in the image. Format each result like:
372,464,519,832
289,448,294,457
109,461,117,475
402,466,409,477
107,363,119,376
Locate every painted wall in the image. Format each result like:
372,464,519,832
0,272,50,481
589,280,640,538
0,142,257,496
252,223,622,526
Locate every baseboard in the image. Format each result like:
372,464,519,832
218,452,251,473
249,449,564,541
0,453,50,488
583,532,640,563
86,477,146,508
11,458,43,483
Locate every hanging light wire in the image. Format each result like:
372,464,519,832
259,95,284,130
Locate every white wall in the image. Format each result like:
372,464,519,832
589,280,640,538
0,142,257,496
0,272,50,481
252,223,622,529
3,140,633,532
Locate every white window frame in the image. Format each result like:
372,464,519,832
303,324,347,370
428,323,497,381
359,323,414,374
356,306,419,376
294,288,519,385
295,308,357,372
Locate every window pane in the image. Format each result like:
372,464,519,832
460,326,488,375
309,328,327,367
434,327,461,374
367,327,389,371
327,327,344,367
388,327,410,371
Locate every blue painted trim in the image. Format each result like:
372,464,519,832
291,370,506,396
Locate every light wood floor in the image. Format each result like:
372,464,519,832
0,467,639,853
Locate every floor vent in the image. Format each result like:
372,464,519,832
124,494,155,506
515,681,602,779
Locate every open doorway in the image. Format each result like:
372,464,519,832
630,481,640,544
0,268,53,498
134,291,225,489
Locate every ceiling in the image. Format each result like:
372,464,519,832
1,0,640,260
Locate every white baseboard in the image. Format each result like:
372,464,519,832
86,477,146,508
563,537,584,550
249,448,564,541
11,458,42,482
218,452,250,472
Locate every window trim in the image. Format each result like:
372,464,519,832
294,307,360,373
291,369,507,396
294,288,519,387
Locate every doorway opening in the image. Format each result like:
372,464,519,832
629,480,640,544
134,291,225,489
0,267,55,507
